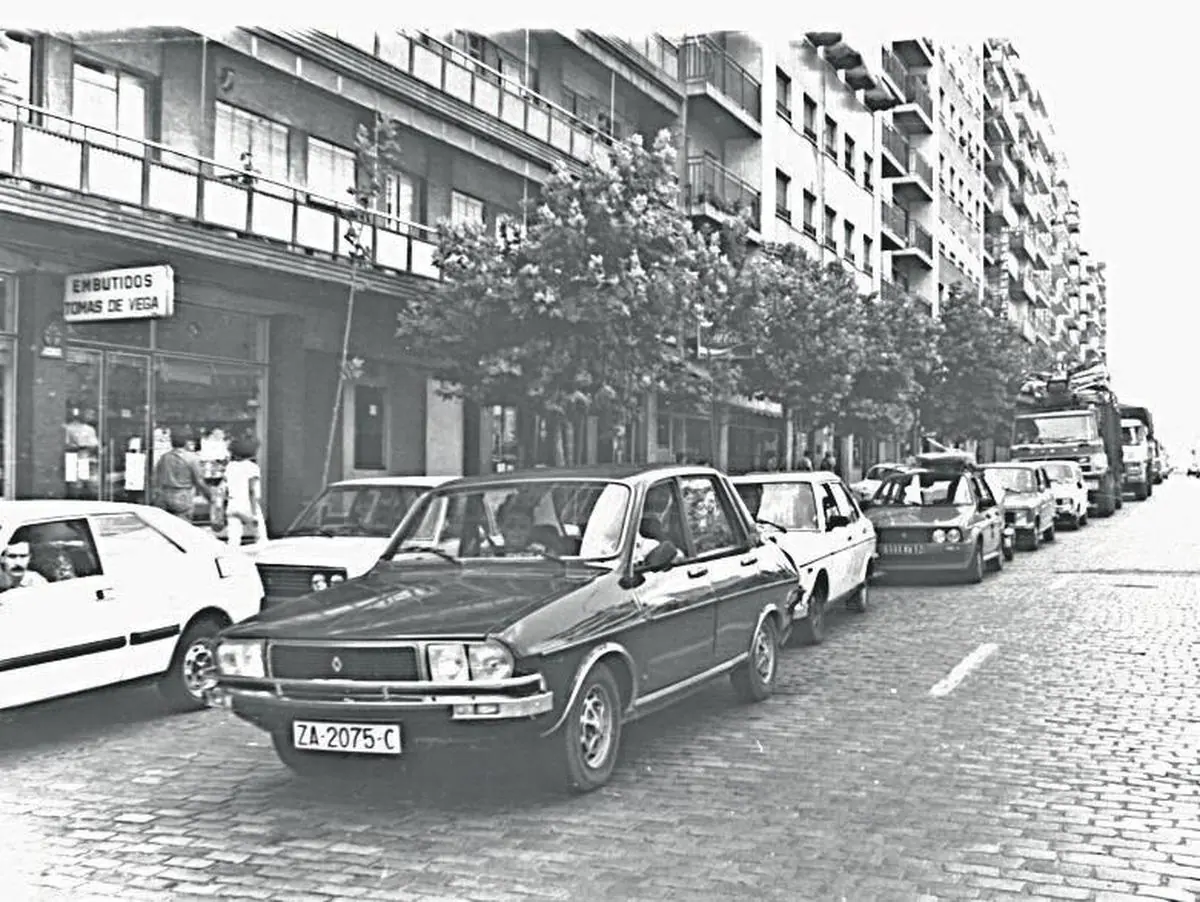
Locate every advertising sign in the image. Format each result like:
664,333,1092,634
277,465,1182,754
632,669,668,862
63,265,176,323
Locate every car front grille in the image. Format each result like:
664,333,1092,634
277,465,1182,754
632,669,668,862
877,527,931,544
269,644,421,681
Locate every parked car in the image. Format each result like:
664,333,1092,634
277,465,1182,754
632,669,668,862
250,476,452,606
0,501,263,713
848,462,911,504
212,464,801,793
731,471,876,645
1037,460,1089,529
981,462,1058,550
862,452,1011,583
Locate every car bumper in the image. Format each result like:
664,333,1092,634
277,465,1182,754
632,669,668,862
874,543,976,574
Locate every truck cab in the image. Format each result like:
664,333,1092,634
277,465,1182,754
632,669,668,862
1120,418,1152,500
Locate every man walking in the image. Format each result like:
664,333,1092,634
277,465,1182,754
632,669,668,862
153,428,214,521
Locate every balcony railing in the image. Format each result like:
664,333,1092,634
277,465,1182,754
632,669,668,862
904,75,934,121
682,36,762,122
403,32,618,165
615,34,681,81
910,149,933,192
881,200,907,238
881,122,910,170
685,155,762,230
881,48,908,93
0,97,441,280
909,220,934,258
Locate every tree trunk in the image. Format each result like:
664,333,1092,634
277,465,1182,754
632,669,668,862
553,415,567,467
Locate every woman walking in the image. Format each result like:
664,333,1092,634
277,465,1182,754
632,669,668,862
223,437,267,548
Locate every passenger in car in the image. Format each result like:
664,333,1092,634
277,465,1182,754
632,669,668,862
0,541,49,590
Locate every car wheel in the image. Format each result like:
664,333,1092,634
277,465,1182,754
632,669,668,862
1078,509,1088,527
555,663,622,794
1043,520,1056,542
1002,540,1015,562
792,581,827,646
964,544,984,584
987,547,1003,573
158,617,224,713
845,580,869,614
731,614,780,704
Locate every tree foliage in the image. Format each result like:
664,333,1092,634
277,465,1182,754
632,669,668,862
403,129,732,464
726,244,865,437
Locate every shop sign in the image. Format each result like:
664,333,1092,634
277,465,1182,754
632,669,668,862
62,265,176,323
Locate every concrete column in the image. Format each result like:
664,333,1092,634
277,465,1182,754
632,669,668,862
266,313,308,532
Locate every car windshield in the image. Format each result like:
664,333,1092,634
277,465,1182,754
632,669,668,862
875,472,974,507
1121,425,1144,444
385,479,631,561
735,481,819,530
287,484,429,538
984,468,1036,495
1013,413,1097,445
1041,462,1078,483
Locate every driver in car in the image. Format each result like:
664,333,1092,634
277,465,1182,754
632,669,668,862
494,495,554,556
0,541,48,591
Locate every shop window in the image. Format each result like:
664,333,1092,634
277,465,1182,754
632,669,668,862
306,136,357,204
0,32,34,119
71,59,149,156
155,304,263,361
353,385,386,471
213,101,289,184
489,405,519,472
451,191,485,226
66,318,151,349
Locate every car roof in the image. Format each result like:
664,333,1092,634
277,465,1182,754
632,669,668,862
329,475,453,489
981,461,1041,470
730,471,840,485
433,463,726,490
0,500,153,521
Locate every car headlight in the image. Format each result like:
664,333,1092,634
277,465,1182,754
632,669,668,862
427,643,470,682
216,639,265,678
329,574,345,585
945,528,963,543
467,641,515,681
931,529,946,543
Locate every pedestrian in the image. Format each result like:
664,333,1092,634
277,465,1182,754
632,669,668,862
797,451,813,471
763,451,779,472
223,436,267,548
152,428,214,521
819,448,837,472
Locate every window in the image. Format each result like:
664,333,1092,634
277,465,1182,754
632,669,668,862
71,60,148,155
734,481,818,531
91,512,185,557
863,235,874,273
802,190,816,237
843,221,855,262
863,153,873,191
775,170,791,222
775,68,792,121
214,101,289,183
843,135,856,174
0,32,33,117
802,95,817,141
6,518,103,584
381,171,426,226
306,137,357,203
450,190,485,226
818,484,841,527
829,483,861,522
823,205,836,249
823,115,838,157
638,479,688,555
678,476,741,556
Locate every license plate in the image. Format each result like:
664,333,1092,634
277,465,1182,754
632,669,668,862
881,543,923,555
292,720,402,755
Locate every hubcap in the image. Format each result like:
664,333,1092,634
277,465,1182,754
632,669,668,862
752,622,776,683
578,685,614,770
182,639,217,699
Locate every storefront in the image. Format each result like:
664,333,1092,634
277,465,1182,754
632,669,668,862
727,408,783,474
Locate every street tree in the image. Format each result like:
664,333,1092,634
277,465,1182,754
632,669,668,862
840,288,942,446
726,244,865,465
403,129,734,465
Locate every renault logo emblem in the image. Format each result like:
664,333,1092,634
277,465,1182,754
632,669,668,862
330,656,343,674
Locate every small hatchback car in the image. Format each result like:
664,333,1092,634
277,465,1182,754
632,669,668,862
213,464,802,793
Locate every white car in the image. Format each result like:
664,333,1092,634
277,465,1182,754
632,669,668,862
0,501,263,713
849,462,910,504
251,476,451,606
1038,460,1089,529
731,471,877,645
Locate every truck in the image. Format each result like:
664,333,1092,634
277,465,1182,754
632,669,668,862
1010,367,1125,517
1118,404,1155,500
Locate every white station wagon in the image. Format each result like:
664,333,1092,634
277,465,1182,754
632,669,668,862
0,500,263,713
732,471,877,644
251,476,452,606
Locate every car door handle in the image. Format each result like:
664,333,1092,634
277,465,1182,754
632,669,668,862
739,556,757,567
686,566,709,579
95,587,115,601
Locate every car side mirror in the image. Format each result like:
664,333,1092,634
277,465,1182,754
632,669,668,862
826,514,850,530
858,497,873,510
979,497,996,510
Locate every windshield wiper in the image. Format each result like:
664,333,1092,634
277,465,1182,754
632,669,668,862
395,544,461,565
286,527,336,538
755,517,787,532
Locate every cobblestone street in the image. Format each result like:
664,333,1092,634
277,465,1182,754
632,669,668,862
2,482,1198,902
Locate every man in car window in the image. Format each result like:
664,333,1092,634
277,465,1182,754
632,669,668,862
0,541,48,590
495,494,551,555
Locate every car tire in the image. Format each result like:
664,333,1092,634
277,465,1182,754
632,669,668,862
845,580,869,614
964,544,984,584
1043,520,1056,543
792,582,827,646
731,614,780,704
554,662,622,794
1002,540,1015,562
987,547,1003,573
1078,509,1088,527
158,617,224,713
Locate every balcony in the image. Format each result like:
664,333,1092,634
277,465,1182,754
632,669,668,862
890,218,934,270
893,37,935,69
824,40,864,71
1008,229,1032,261
880,123,910,179
893,76,934,135
0,99,443,283
682,36,763,137
986,141,1021,189
985,184,1020,232
879,201,907,252
684,155,762,232
880,279,906,304
1010,186,1029,214
1065,206,1080,233
891,147,934,204
570,33,682,110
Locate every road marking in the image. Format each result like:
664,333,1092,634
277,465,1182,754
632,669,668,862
929,643,999,698
1047,574,1074,591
